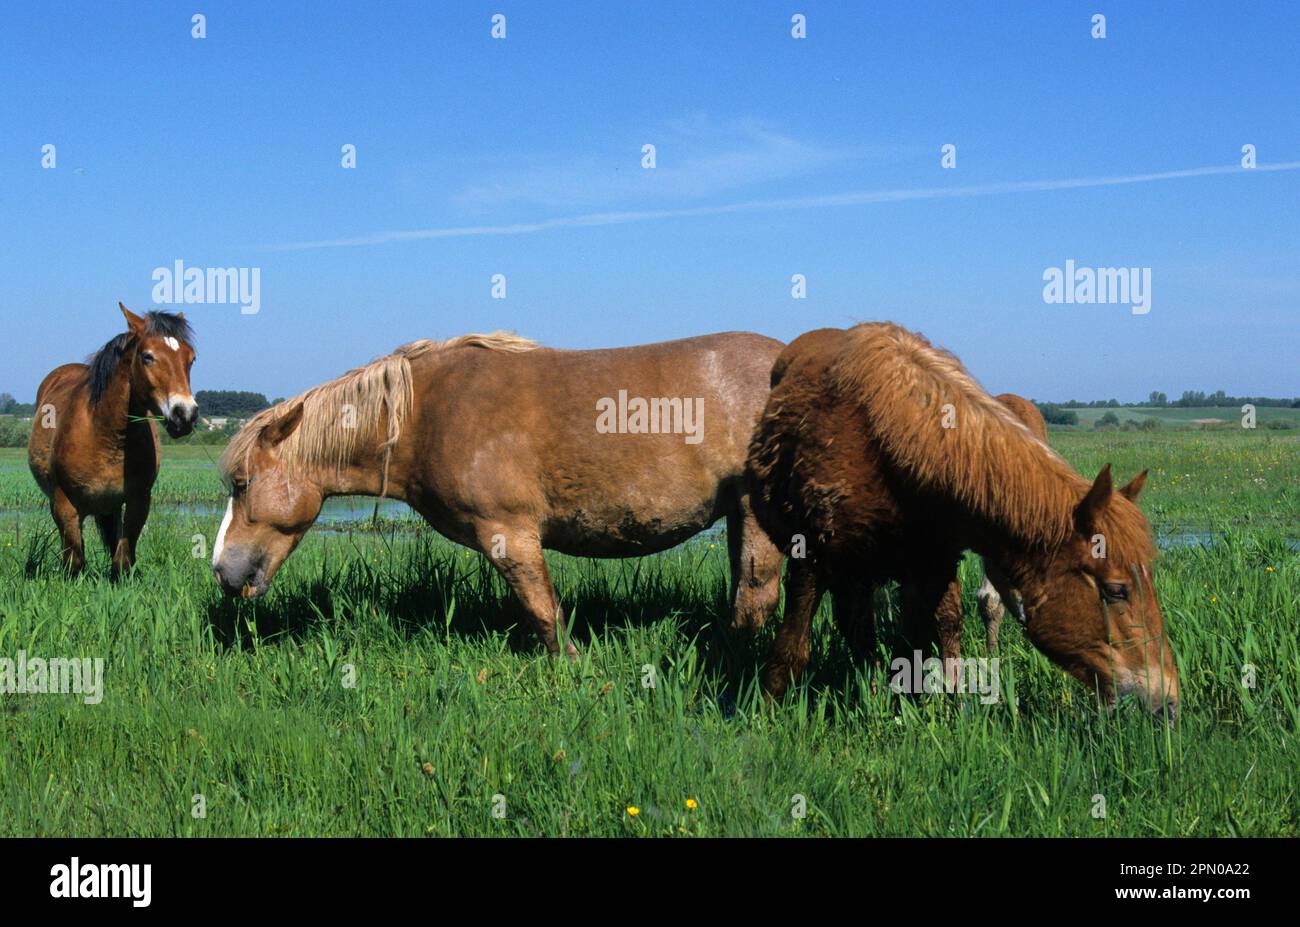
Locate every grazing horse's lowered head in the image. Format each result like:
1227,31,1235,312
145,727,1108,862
212,400,319,597
993,463,1178,720
212,336,467,597
96,303,199,437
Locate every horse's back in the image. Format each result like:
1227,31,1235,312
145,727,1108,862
27,364,89,494
427,330,783,457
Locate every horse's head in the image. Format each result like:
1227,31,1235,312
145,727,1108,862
121,303,198,437
1011,465,1179,722
212,402,322,597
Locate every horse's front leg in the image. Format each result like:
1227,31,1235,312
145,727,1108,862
114,488,152,579
50,486,86,576
476,522,578,659
899,561,964,691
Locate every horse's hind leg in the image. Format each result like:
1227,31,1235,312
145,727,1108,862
50,487,85,576
726,493,783,631
477,524,578,658
762,558,826,700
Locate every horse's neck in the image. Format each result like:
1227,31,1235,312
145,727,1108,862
312,448,400,501
985,538,1054,606
91,364,147,446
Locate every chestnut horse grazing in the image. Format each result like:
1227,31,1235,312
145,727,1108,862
747,324,1178,719
213,332,785,652
28,304,198,577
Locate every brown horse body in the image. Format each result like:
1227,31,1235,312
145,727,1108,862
747,324,1178,717
213,332,785,651
28,305,197,576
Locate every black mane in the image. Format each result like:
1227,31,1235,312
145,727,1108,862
87,311,195,403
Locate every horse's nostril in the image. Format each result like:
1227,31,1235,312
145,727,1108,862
213,563,239,593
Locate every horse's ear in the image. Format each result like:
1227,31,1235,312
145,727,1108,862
119,302,146,334
1074,463,1113,533
258,403,303,449
1118,468,1148,502
117,301,145,335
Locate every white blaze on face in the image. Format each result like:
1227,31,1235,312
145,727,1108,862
164,336,180,351
213,497,233,567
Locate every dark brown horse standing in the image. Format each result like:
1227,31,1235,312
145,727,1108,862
28,304,198,577
747,323,1178,718
212,332,786,651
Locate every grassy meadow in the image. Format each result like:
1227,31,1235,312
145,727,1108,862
1063,404,1300,428
0,432,1296,837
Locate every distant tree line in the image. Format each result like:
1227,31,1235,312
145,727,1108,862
193,390,271,418
1055,391,1300,409
1034,403,1079,426
0,393,36,416
4,389,274,419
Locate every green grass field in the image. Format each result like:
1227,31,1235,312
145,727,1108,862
1061,404,1300,428
0,434,1296,836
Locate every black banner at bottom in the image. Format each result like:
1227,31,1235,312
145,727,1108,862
1,836,1282,913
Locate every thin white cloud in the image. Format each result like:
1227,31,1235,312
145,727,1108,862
451,118,865,209
274,160,1300,251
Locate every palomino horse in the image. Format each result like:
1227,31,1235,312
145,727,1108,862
28,304,198,577
212,332,786,651
746,324,1178,719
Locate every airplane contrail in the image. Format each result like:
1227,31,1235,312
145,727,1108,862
273,160,1300,250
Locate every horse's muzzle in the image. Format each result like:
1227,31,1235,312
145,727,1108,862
213,548,267,598
161,396,199,438
165,407,198,438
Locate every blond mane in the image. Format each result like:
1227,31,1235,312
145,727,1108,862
831,323,1155,562
220,331,538,480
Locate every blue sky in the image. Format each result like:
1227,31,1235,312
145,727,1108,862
2,1,1297,402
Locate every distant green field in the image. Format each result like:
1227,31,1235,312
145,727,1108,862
1061,405,1300,428
0,432,1296,836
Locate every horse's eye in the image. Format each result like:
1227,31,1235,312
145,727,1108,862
232,478,248,493
141,352,155,365
1101,582,1128,602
